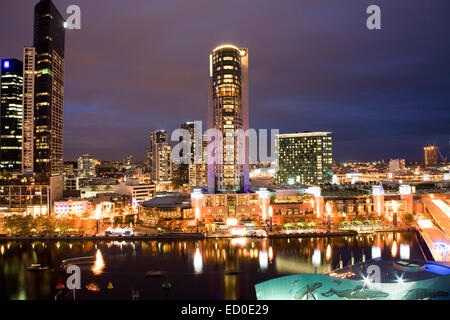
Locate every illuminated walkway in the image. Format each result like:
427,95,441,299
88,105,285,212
424,199,450,237
420,199,450,262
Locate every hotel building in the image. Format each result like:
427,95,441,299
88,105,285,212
77,154,96,179
207,45,249,193
275,132,333,185
139,183,431,229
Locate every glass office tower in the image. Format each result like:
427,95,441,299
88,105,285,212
33,0,65,177
0,59,23,171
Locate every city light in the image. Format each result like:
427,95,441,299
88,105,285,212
226,218,238,226
431,200,450,218
417,219,434,228
372,246,381,259
395,273,405,284
326,202,332,216
195,207,200,220
392,201,398,214
94,204,101,220
433,242,450,254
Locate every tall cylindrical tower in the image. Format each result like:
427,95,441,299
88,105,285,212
207,45,249,193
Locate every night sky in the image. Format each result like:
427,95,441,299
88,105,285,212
0,0,449,161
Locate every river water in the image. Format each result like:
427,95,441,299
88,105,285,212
0,231,424,300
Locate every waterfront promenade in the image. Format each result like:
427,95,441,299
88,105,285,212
0,227,415,242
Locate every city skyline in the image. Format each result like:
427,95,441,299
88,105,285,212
0,0,449,305
0,0,449,162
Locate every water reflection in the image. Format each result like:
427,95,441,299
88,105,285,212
372,246,381,259
259,250,268,272
0,232,424,300
391,240,398,258
312,249,321,267
326,244,331,261
91,249,105,276
193,248,203,274
400,243,410,260
231,238,247,247
268,246,274,263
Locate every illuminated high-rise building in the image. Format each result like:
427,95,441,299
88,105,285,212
207,45,249,193
177,122,207,187
77,154,96,179
190,133,208,188
424,145,438,167
149,130,172,184
22,47,36,173
180,122,195,185
33,0,65,177
275,132,333,185
0,59,23,171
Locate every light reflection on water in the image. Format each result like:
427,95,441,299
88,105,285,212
0,232,424,300
91,249,105,276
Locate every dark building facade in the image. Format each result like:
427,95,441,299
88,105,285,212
0,59,23,172
33,0,65,177
179,122,195,186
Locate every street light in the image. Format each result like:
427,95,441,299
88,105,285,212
195,208,200,233
392,201,398,227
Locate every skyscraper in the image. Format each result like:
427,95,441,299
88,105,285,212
180,122,195,186
178,122,208,188
149,130,172,185
78,154,96,179
191,133,208,187
275,132,333,185
22,47,36,173
207,45,249,193
0,59,23,171
424,145,438,167
33,0,65,177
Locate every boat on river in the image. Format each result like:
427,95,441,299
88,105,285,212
145,270,166,277
27,264,48,272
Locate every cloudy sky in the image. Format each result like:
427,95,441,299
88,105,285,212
0,0,449,161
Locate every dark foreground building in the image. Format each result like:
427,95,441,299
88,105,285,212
33,0,65,177
0,59,23,172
